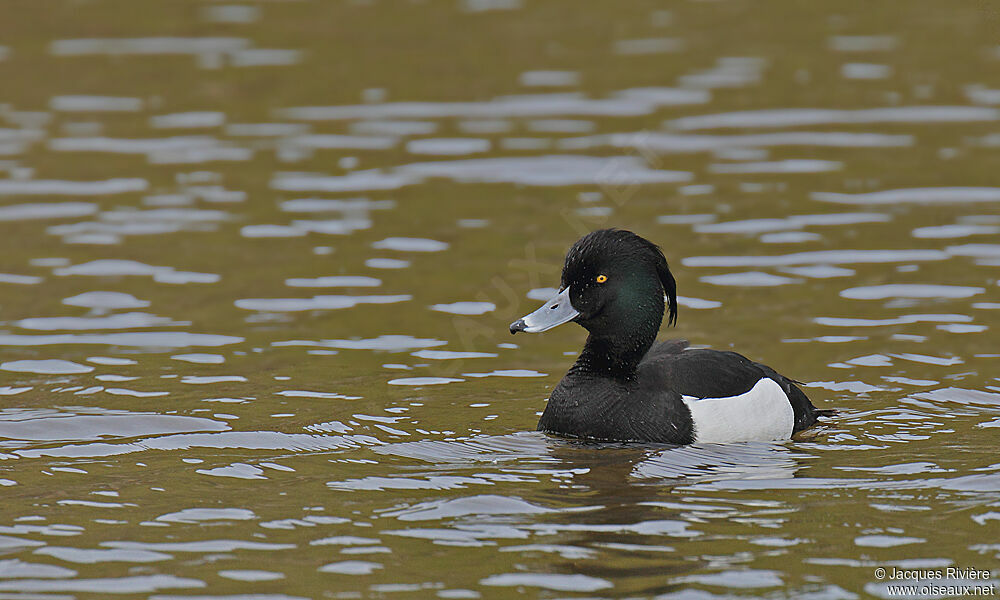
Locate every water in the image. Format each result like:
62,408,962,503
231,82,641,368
1,1,998,598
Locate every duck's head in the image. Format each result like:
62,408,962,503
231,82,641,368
510,229,677,337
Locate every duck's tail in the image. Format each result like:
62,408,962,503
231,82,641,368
814,408,838,418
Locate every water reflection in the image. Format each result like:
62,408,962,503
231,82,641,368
1,0,998,597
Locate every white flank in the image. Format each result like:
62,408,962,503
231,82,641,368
682,378,794,443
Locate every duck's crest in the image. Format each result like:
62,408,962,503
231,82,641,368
564,229,677,326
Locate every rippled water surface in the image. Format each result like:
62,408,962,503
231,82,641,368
1,2,999,598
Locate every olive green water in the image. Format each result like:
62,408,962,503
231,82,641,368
1,1,999,598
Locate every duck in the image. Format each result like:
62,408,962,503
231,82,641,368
509,228,832,445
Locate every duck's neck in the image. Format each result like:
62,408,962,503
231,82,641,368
572,324,658,381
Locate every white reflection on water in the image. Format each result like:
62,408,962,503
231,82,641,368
318,560,382,575
679,56,766,89
311,536,379,546
412,350,498,360
0,387,32,396
276,390,360,400
35,546,172,564
50,37,248,56
501,137,551,150
673,569,784,589
429,302,496,315
946,243,1000,258
815,314,973,327
106,540,293,552
814,186,1000,204
461,0,522,13
226,122,310,137
271,171,412,193
218,569,285,582
840,284,985,300
365,258,410,269
526,118,594,133
150,111,225,129
406,138,491,155
235,295,410,312
828,35,898,52
700,271,801,287
281,134,397,150
273,155,690,192
50,95,143,112
171,353,224,364
181,376,247,385
63,291,149,309
0,332,242,347
54,260,219,284
483,572,612,592
462,370,546,378
676,296,722,309
842,62,892,79
15,312,185,331
383,495,557,522
49,36,298,71
0,178,147,195
0,574,204,594
615,37,682,56
669,106,998,131
275,335,446,351
708,159,842,174
240,224,304,238
965,81,1000,106
780,265,855,278
0,408,227,442
0,360,93,374
229,48,301,67
16,431,382,459
658,214,715,225
562,130,913,153
350,120,437,136
0,202,97,221
760,231,822,243
526,287,558,300
695,212,890,234
684,249,947,267
371,237,449,252
280,198,395,212
155,508,256,523
519,70,579,87
394,155,690,186
913,224,1000,239
286,276,381,288
0,273,43,284
458,119,511,134
388,377,465,386
105,388,167,397
86,356,137,366
278,89,708,121
49,136,233,158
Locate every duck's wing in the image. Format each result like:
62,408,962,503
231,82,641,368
638,346,827,436
643,338,690,361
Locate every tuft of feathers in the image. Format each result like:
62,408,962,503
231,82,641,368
563,229,678,326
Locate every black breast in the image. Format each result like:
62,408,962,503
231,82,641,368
536,371,695,444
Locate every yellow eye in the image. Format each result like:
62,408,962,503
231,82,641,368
596,274,608,283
